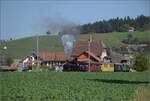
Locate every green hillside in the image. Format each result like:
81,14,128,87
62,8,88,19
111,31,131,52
0,32,149,59
80,32,150,47
0,35,64,59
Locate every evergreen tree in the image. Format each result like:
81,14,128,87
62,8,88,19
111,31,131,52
80,15,150,34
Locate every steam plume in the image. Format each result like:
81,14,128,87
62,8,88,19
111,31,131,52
60,25,80,54
45,16,80,54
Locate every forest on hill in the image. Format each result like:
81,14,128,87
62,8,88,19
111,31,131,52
80,15,150,34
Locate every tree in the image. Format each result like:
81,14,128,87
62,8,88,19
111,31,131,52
6,57,13,66
46,31,51,35
133,37,140,44
80,15,149,34
135,15,150,31
10,38,13,41
107,47,112,56
127,33,133,44
133,54,149,71
119,24,130,32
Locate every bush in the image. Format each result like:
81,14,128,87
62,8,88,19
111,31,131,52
6,57,13,66
133,54,149,71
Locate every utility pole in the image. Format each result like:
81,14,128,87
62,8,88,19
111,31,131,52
36,34,39,70
88,34,92,72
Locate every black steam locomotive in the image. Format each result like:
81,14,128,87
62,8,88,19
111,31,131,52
63,59,88,72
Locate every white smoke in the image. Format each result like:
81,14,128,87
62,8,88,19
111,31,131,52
44,16,75,35
44,16,80,54
60,25,80,55
61,34,75,54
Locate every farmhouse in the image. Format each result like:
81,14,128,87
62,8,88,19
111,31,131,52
34,51,69,65
72,40,107,61
70,40,109,72
20,51,69,70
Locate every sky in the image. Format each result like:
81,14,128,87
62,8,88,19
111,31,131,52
0,0,149,40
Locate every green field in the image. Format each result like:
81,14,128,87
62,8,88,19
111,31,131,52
0,32,150,59
0,36,64,59
80,32,150,47
0,72,149,101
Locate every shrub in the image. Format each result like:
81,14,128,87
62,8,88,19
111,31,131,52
6,57,13,66
133,54,149,71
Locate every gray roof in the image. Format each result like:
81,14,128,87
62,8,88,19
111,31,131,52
110,52,125,63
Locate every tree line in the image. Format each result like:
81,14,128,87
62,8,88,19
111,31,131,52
80,15,150,34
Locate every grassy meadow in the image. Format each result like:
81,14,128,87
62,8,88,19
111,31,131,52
80,32,150,47
0,72,149,101
0,32,150,59
0,35,64,59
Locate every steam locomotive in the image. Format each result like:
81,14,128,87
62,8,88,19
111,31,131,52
63,58,101,72
63,59,88,72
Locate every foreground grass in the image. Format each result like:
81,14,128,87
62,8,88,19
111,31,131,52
131,85,150,101
0,72,149,101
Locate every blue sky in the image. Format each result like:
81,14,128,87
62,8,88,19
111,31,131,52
0,0,149,40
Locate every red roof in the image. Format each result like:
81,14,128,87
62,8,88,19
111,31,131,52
85,51,101,62
36,52,69,61
71,41,103,57
77,51,101,62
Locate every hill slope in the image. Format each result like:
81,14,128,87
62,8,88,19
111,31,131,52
0,36,64,59
0,32,150,59
80,32,150,47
